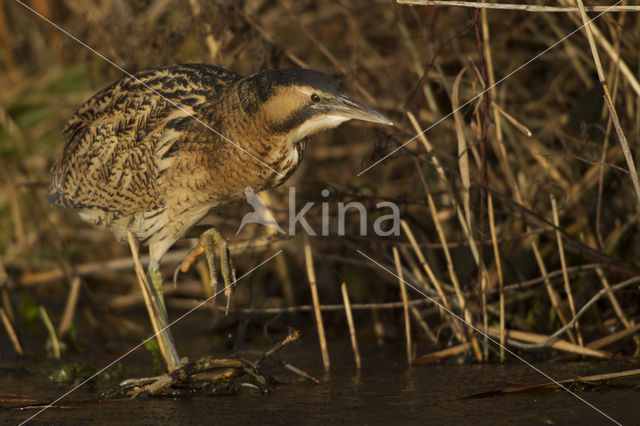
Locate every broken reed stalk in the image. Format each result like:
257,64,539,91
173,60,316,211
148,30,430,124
397,0,640,13
414,342,472,365
487,194,504,362
393,247,413,364
39,305,60,359
303,234,330,373
550,195,583,346
0,307,23,356
58,275,81,336
340,282,361,369
485,326,608,358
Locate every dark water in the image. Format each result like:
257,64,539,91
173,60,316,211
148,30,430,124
2,312,638,425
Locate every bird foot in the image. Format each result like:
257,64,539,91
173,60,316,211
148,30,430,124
104,356,269,398
173,228,237,311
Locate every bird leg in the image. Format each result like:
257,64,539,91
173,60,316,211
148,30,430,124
126,232,181,372
148,259,181,370
175,227,236,310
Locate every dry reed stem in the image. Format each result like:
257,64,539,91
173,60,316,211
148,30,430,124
39,305,60,359
1,289,14,323
0,262,15,322
58,276,81,336
530,235,575,342
595,267,633,329
160,294,435,314
422,180,483,361
452,67,471,229
400,219,468,343
188,0,221,63
242,13,308,68
408,116,488,303
398,22,441,117
340,282,361,369
594,267,639,356
586,322,640,350
393,247,413,364
399,245,428,289
414,342,472,365
485,326,609,359
595,70,618,248
126,231,170,365
470,368,640,396
515,276,640,350
259,191,296,305
572,0,640,208
400,220,449,307
487,194,505,362
397,1,640,13
540,11,593,87
284,4,376,106
489,101,532,137
409,305,438,344
281,361,322,385
303,234,330,373
559,0,640,97
0,307,23,356
19,235,282,287
550,195,583,347
2,167,28,264
481,9,502,361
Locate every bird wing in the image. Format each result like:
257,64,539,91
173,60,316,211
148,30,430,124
48,64,242,214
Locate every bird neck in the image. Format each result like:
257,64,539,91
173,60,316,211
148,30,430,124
231,80,301,165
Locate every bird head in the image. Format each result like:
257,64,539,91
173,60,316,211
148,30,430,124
237,69,392,147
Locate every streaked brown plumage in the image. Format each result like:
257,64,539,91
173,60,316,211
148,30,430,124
48,63,392,374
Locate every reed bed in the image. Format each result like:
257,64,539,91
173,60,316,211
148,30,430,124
1,0,639,372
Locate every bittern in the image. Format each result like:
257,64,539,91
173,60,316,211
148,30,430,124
48,64,392,376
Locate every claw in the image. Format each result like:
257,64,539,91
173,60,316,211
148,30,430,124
174,228,235,309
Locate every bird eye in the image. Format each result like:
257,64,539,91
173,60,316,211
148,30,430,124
311,94,320,103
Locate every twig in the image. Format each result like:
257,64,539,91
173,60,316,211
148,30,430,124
255,327,301,367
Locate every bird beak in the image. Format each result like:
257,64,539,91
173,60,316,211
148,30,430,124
322,95,393,126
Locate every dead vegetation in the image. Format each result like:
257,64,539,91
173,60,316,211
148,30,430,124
1,0,640,378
